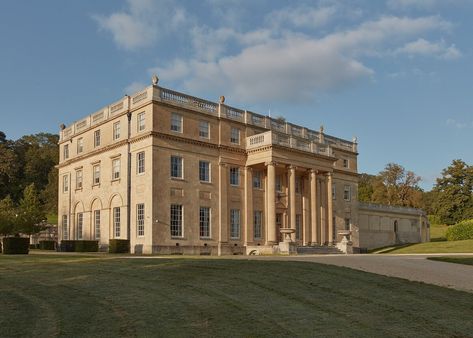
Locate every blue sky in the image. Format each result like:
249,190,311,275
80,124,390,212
0,0,472,189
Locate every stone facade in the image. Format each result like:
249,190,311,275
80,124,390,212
57,79,429,254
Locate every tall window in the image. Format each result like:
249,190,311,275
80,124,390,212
77,138,83,153
295,176,302,194
63,144,69,160
295,214,302,240
276,175,282,192
137,203,145,237
230,209,240,239
171,156,183,178
113,207,121,238
62,215,68,240
199,161,210,182
230,127,240,144
254,211,262,239
199,121,209,138
93,165,100,185
77,213,83,240
170,204,183,237
113,121,121,140
137,151,145,174
171,113,182,132
253,171,262,189
94,130,101,147
112,158,120,180
230,167,239,186
332,184,336,200
94,210,100,239
76,170,83,189
63,175,69,193
199,207,210,238
343,159,349,168
137,112,145,132
343,185,351,201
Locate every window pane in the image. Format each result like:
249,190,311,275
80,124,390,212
230,127,240,144
94,130,101,147
170,204,183,237
77,213,83,240
199,121,209,138
137,204,145,236
138,112,145,131
230,167,239,185
112,159,120,179
171,156,182,178
253,171,261,189
171,113,182,132
199,161,210,182
62,215,68,240
94,210,101,239
199,207,210,238
137,152,145,174
113,122,121,140
230,209,240,239
254,211,262,239
114,207,121,238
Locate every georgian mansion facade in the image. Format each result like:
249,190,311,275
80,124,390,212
57,77,429,255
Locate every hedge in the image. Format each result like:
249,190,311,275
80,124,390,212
59,240,76,252
39,240,56,250
109,239,130,253
2,237,30,254
446,219,473,241
75,240,99,252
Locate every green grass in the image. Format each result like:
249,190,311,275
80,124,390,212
429,223,449,241
427,256,473,266
1,255,473,337
376,239,473,254
46,213,58,225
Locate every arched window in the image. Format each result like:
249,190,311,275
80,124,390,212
394,220,398,233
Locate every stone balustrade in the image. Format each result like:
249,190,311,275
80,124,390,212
246,131,333,157
358,202,425,216
60,85,357,153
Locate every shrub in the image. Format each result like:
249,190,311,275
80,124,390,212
75,240,99,252
39,240,56,250
59,240,76,252
2,237,30,254
29,244,39,249
109,239,130,253
446,219,473,241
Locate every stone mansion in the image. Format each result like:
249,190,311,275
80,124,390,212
57,76,429,255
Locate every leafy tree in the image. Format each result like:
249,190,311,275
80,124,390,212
433,159,473,225
42,166,58,214
0,196,16,236
360,163,422,208
15,184,46,235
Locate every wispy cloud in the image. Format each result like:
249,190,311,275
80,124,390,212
446,118,473,129
395,38,461,60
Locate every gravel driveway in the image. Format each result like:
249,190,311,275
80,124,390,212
248,253,473,293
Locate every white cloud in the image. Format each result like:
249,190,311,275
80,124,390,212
267,6,337,29
387,0,465,10
155,15,454,103
446,118,472,129
395,38,462,59
93,0,188,50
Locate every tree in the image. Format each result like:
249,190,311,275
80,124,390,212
363,163,422,208
358,173,375,202
433,159,473,225
15,184,46,235
0,196,16,236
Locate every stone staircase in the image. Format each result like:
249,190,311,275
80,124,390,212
296,246,344,255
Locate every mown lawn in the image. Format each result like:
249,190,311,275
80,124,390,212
377,239,473,254
429,223,449,241
428,256,473,266
1,255,473,337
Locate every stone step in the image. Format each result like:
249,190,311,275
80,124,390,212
296,246,344,255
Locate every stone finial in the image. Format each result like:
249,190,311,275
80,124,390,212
152,74,159,86
59,124,66,130
352,136,358,143
320,125,324,133
219,95,225,104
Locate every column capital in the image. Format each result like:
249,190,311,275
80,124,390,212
325,171,333,178
265,161,277,167
288,165,297,171
219,161,228,167
309,168,318,175
244,166,253,172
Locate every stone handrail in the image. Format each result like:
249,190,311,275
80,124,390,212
358,202,425,216
160,87,218,115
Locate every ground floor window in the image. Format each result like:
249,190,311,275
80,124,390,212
345,218,350,230
77,213,83,240
114,207,121,238
62,215,68,240
94,210,100,239
137,204,145,237
170,204,183,237
199,207,210,238
254,211,262,239
230,209,240,239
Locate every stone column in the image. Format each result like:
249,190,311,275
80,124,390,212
302,175,309,246
310,169,318,245
288,165,296,241
244,166,253,246
327,172,334,245
218,162,228,255
266,162,276,244
320,177,326,245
